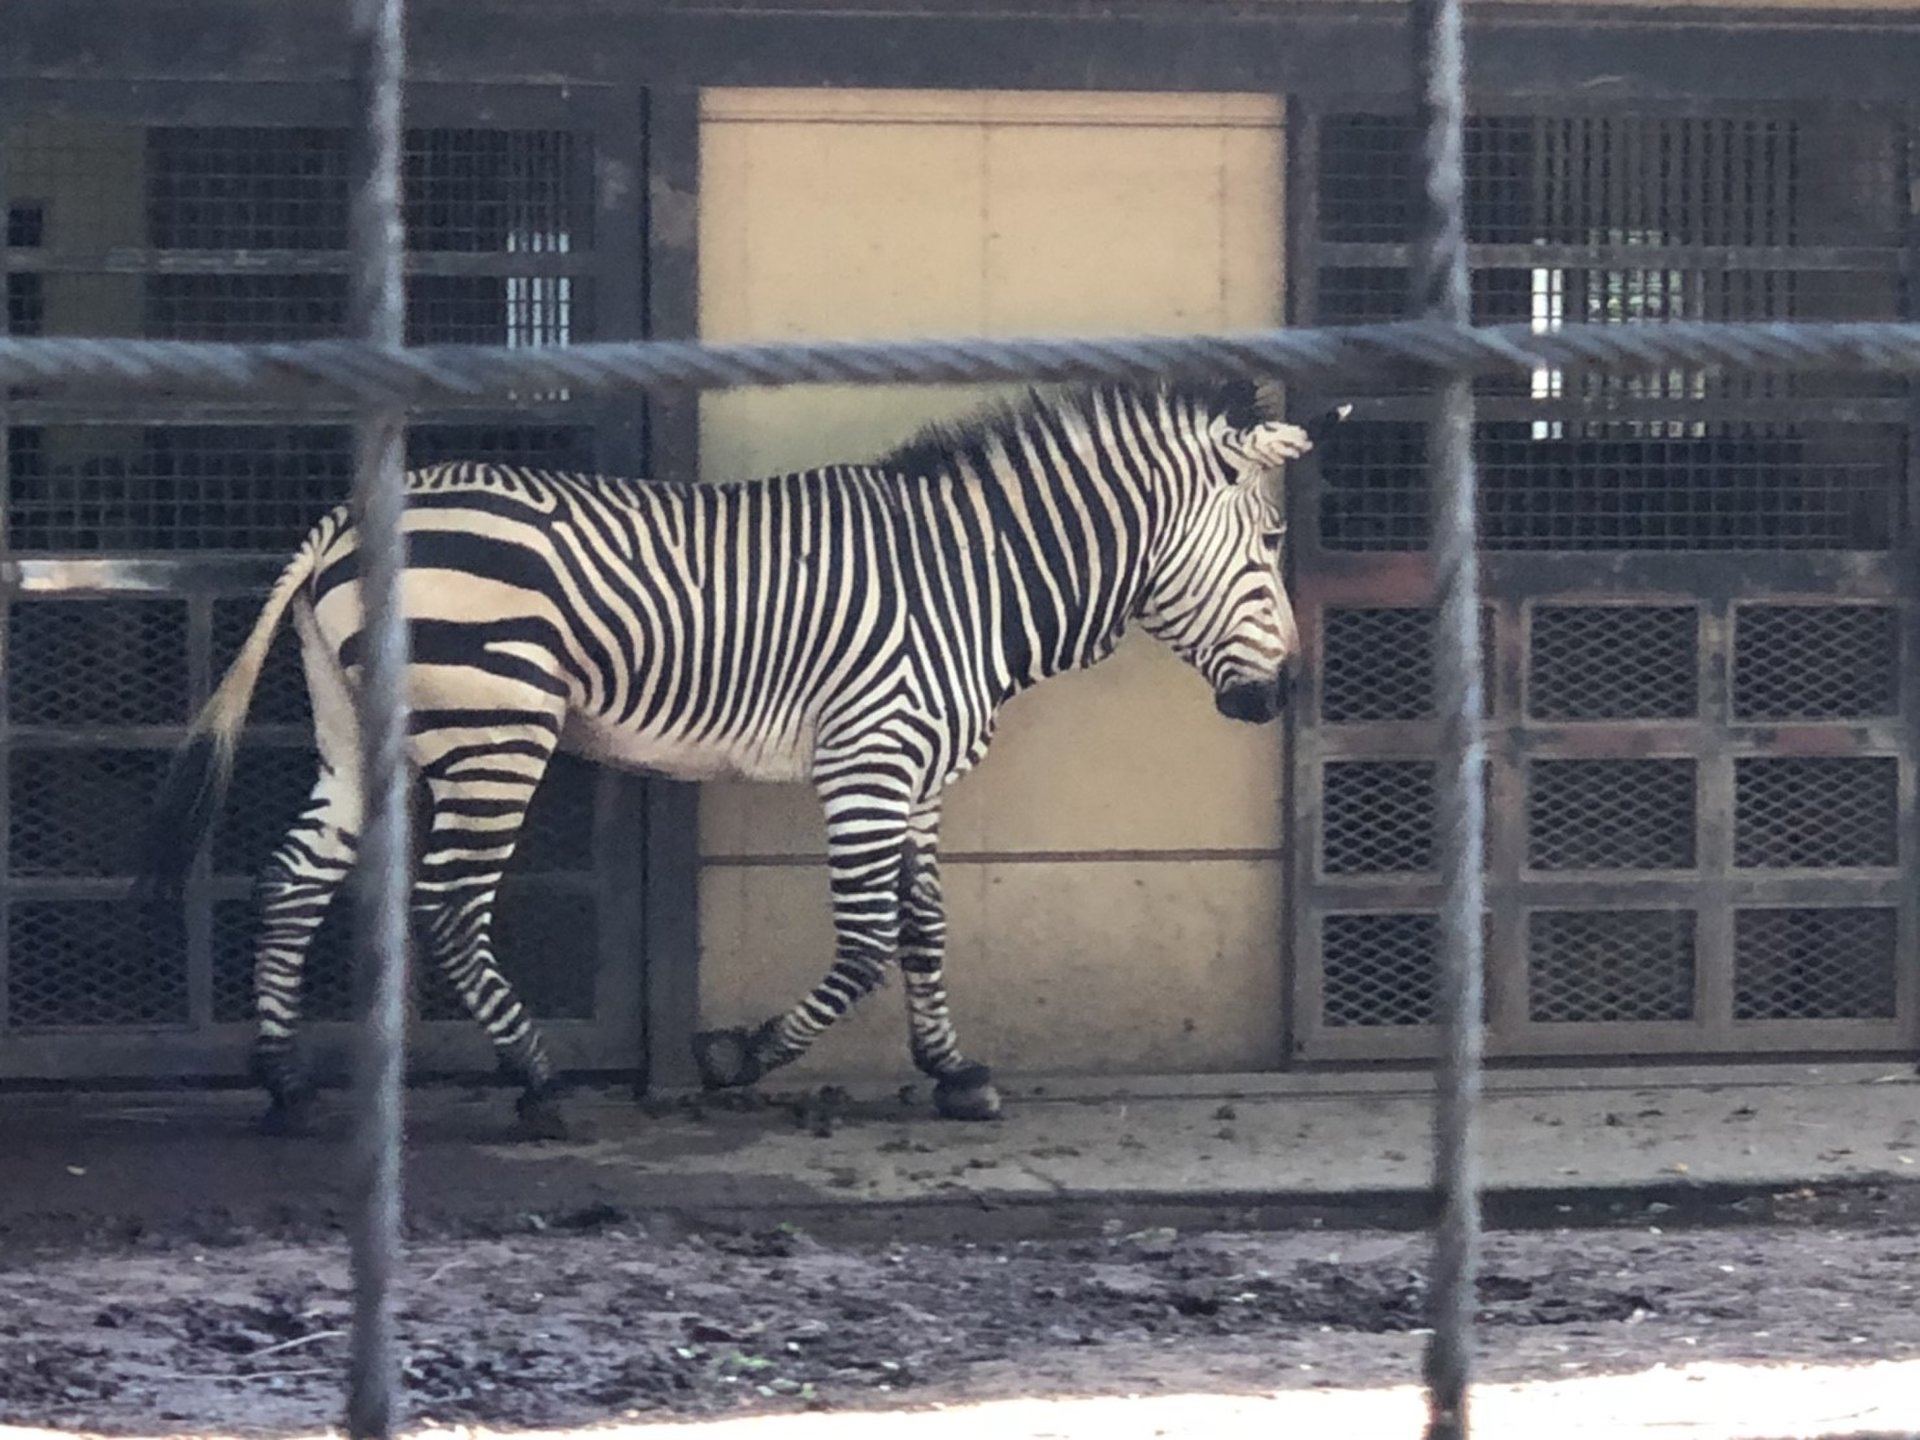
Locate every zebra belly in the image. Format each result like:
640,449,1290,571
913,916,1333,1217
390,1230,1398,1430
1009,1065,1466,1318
559,713,816,784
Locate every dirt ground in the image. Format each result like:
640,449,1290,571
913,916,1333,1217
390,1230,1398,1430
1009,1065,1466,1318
4,1182,1920,1438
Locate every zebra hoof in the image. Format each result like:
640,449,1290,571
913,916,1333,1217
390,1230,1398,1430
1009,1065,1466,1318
258,1092,317,1138
933,1064,1002,1122
514,1090,570,1142
692,1027,763,1090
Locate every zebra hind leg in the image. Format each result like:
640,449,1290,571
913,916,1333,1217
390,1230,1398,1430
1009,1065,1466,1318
250,769,361,1136
415,755,568,1140
897,816,1000,1122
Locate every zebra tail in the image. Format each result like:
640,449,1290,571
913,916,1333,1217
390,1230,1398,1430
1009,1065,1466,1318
141,536,324,906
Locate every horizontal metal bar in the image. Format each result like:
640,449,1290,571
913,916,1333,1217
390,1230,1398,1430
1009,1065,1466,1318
0,1016,619,1082
1348,395,1914,426
3,724,311,748
5,399,588,426
1314,242,1909,273
1302,550,1904,601
5,249,593,277
1297,1020,1911,1064
1312,721,1905,756
1308,873,1904,907
13,320,1920,403
3,556,288,594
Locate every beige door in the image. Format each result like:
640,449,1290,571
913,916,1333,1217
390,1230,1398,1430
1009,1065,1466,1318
696,88,1289,1078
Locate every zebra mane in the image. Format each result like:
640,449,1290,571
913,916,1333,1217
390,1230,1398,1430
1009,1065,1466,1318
872,376,1282,479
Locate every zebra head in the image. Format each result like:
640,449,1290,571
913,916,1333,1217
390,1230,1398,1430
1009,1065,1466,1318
1135,385,1346,726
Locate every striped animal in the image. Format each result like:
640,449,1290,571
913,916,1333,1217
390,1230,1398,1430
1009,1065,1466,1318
147,379,1323,1139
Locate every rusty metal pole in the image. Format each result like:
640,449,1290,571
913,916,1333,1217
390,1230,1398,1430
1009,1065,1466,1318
1410,0,1487,1435
344,0,411,1434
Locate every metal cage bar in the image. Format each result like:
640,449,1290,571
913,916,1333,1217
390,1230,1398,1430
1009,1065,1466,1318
343,0,409,1433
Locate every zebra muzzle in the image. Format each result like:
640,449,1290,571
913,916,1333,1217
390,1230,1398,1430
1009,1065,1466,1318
1215,673,1288,724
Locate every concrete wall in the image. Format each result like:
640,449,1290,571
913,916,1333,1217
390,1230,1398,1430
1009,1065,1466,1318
695,88,1289,1081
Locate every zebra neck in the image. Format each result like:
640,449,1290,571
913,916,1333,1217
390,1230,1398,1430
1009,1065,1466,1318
988,503,1149,692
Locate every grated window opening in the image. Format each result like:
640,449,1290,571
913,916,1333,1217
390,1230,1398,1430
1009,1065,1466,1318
1528,759,1697,871
9,748,167,879
1732,605,1899,720
1528,909,1696,1023
1734,757,1898,869
1320,605,1495,723
6,599,189,728
1322,761,1436,875
1733,907,1898,1021
1321,420,1899,552
1528,606,1699,721
8,902,188,1029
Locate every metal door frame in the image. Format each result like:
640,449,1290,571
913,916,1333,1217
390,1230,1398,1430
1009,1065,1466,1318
1284,94,1920,1064
0,78,665,1083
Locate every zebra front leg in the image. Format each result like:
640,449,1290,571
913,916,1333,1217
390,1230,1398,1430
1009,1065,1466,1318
899,800,999,1121
693,758,912,1090
251,767,361,1135
416,760,567,1140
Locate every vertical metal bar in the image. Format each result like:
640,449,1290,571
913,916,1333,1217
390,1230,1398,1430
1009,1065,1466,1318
638,84,704,1092
0,124,13,1038
1410,0,1486,1435
184,594,215,1029
345,0,410,1436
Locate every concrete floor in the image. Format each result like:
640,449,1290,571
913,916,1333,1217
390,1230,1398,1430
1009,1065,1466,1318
3,1060,1917,1244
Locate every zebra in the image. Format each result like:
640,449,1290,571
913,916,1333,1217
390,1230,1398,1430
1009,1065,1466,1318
146,378,1333,1140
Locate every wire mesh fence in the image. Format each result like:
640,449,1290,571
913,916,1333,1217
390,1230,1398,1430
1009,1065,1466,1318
8,0,1920,1435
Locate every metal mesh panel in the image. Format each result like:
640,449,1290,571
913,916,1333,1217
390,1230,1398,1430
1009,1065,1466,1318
406,424,596,472
407,274,589,346
1733,907,1899,1020
7,273,45,336
7,425,598,554
143,127,590,253
9,749,165,877
1321,912,1437,1026
144,274,348,341
5,599,189,727
6,424,352,553
1321,761,1435,874
404,130,591,253
1734,757,1898,869
1527,606,1698,720
1733,604,1900,720
1528,909,1696,1022
1322,608,1437,722
8,900,187,1028
1320,605,1494,722
137,273,591,345
1481,425,1898,551
8,199,47,247
146,128,352,250
1320,114,1812,246
1528,759,1696,871
1323,422,1898,553
1317,421,1429,551
493,885,600,1019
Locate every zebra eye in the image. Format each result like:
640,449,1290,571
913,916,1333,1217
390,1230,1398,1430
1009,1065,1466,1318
1261,526,1287,551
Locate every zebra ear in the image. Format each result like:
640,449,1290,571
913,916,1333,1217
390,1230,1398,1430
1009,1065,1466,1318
1253,377,1288,421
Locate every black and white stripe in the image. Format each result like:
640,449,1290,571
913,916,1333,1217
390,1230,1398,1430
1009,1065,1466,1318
148,378,1314,1136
